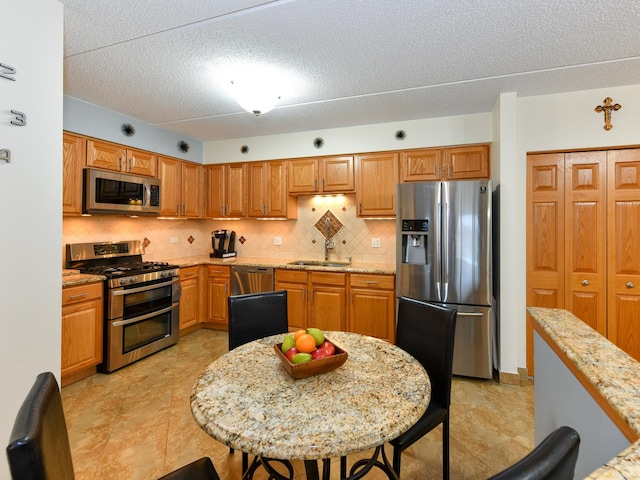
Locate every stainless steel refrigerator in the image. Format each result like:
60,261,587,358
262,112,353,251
396,180,495,379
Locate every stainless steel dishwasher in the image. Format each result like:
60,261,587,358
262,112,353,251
231,265,275,295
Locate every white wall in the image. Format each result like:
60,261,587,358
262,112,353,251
0,1,63,478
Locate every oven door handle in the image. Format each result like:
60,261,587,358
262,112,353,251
111,277,179,296
111,303,179,327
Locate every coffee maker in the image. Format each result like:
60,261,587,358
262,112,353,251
211,230,236,258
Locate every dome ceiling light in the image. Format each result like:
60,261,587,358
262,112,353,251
231,78,281,116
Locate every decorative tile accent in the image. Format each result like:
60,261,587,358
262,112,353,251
342,240,347,245
238,236,246,244
311,207,316,212
188,236,195,244
311,239,316,244
314,210,343,239
142,237,151,248
342,207,347,212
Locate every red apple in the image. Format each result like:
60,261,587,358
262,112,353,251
312,348,330,359
319,341,335,356
285,347,298,361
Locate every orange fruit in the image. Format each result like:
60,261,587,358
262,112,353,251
293,329,307,341
295,333,317,353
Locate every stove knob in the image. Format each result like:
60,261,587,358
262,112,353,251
160,271,168,278
119,278,128,285
168,269,176,277
129,276,137,284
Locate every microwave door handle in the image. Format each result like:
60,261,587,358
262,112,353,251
143,182,151,209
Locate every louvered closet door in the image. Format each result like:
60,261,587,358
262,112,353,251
607,148,640,362
564,151,607,335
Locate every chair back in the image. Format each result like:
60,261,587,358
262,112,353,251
228,290,289,350
487,426,580,480
6,372,75,480
396,297,457,408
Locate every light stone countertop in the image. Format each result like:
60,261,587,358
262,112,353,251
528,307,640,479
62,272,105,288
165,255,396,275
190,331,429,461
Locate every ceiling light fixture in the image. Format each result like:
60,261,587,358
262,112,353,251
231,79,280,116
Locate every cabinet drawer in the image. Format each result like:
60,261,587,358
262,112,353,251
180,266,200,280
208,265,230,277
309,271,346,286
276,269,308,283
349,274,395,290
62,282,103,306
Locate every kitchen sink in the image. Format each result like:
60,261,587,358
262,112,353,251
287,260,352,267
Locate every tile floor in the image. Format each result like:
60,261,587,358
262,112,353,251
61,329,534,480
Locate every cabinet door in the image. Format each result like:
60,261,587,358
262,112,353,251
206,164,225,217
356,152,399,217
62,133,86,215
607,149,640,362
127,148,157,177
266,160,291,217
564,151,607,335
349,288,395,342
288,158,319,193
87,139,127,172
400,148,442,182
226,163,247,217
248,162,267,217
182,162,203,217
309,285,346,332
444,144,490,180
158,156,182,216
526,153,565,374
207,266,230,327
275,281,308,331
322,156,354,192
179,267,200,332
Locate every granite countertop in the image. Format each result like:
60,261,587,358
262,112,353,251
164,255,396,275
62,272,105,287
528,307,640,479
190,331,429,460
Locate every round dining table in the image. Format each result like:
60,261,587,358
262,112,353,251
190,331,430,480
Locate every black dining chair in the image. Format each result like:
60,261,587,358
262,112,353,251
390,296,457,479
6,372,220,480
227,289,290,472
487,426,580,480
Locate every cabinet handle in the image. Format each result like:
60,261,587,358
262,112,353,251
322,178,325,191
447,164,451,177
302,288,306,302
120,156,125,171
350,292,353,304
182,204,186,215
68,293,89,300
130,157,135,170
224,282,228,294
365,281,378,285
437,165,441,178
358,203,362,214
582,280,589,286
176,204,180,215
627,282,635,289
219,205,223,216
225,204,229,216
314,179,317,190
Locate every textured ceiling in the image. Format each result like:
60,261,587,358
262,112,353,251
61,0,640,142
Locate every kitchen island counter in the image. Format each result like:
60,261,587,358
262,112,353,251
163,255,396,275
529,307,640,479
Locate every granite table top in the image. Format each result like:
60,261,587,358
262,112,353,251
190,331,429,461
528,307,640,479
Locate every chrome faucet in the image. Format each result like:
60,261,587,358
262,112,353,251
324,217,334,261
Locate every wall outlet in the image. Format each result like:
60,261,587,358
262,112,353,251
170,237,179,244
371,238,381,248
274,236,282,246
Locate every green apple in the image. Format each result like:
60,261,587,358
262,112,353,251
281,334,296,354
291,352,313,364
306,327,325,346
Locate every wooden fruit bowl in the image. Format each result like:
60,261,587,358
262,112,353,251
274,339,348,379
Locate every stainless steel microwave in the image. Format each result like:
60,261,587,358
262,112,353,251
83,168,161,215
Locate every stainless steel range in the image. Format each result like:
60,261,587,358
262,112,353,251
66,240,181,372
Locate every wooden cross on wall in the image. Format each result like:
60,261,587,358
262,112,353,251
594,97,621,131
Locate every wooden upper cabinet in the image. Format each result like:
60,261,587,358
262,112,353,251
606,148,640,362
226,163,248,217
158,156,203,217
62,132,86,216
87,139,157,177
400,144,489,182
206,164,226,218
355,152,399,217
249,160,296,218
288,156,354,194
400,148,442,182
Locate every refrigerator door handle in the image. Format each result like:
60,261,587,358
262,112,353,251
441,182,449,301
435,182,443,301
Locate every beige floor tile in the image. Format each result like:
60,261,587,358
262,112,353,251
63,328,535,479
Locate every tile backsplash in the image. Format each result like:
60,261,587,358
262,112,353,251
63,195,396,266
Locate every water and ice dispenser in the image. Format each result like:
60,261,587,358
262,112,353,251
401,219,428,264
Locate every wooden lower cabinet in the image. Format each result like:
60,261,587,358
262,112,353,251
348,274,395,343
61,282,103,386
275,269,308,331
179,266,201,335
205,266,230,329
309,272,347,332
